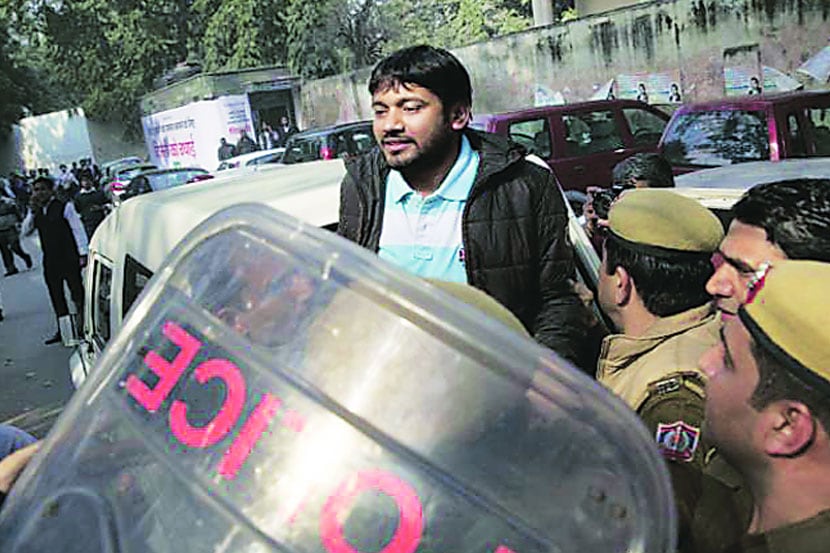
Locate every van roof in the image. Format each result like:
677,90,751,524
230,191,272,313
673,90,830,113
92,159,345,271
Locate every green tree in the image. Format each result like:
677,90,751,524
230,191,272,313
34,0,190,130
194,0,288,71
382,0,531,53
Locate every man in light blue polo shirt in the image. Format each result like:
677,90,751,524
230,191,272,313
339,45,587,365
377,133,478,282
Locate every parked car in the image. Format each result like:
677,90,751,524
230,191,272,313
281,121,375,164
104,163,157,199
118,167,212,203
102,156,145,177
215,147,285,172
471,99,670,204
659,91,830,175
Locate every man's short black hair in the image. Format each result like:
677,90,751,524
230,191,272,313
369,45,472,112
604,236,714,317
32,176,55,190
612,153,675,189
732,179,830,261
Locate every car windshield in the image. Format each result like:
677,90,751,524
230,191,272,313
148,170,205,191
662,109,770,167
282,135,325,164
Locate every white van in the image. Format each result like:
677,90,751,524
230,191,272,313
70,159,346,388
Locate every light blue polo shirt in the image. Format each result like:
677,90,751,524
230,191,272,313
378,135,480,282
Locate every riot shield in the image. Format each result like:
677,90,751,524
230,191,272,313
0,204,676,553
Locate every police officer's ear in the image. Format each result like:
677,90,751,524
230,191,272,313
612,265,634,307
448,102,471,130
763,401,817,458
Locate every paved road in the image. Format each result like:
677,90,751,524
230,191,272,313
0,234,76,437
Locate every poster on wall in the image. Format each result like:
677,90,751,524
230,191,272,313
616,72,683,104
723,44,763,96
216,95,255,143
141,95,255,171
798,43,830,83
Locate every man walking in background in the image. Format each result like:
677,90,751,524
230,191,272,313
22,177,87,345
0,188,32,276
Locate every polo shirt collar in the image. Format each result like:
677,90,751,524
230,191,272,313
388,135,476,204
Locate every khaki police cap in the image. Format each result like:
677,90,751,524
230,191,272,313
608,189,724,256
740,261,830,390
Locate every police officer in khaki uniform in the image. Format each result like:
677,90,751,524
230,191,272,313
700,260,830,552
596,189,723,465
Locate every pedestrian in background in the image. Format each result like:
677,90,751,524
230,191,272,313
217,137,236,161
73,171,108,239
275,115,299,147
22,176,88,345
235,129,258,155
0,188,32,276
338,45,587,365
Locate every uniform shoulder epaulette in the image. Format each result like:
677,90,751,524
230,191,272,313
646,371,705,399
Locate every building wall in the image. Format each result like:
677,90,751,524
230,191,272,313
300,0,830,126
576,0,647,17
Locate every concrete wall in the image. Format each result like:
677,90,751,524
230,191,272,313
576,0,647,17
300,0,830,127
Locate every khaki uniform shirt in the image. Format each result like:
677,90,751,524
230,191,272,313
725,510,830,553
597,303,718,467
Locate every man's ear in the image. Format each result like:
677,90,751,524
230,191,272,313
763,401,816,458
615,266,633,307
449,103,472,130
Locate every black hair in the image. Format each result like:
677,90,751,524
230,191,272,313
32,176,55,190
732,179,830,261
604,236,714,317
369,45,472,114
612,153,675,189
750,340,830,437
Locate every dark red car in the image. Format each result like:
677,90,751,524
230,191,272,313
659,91,830,175
471,99,670,204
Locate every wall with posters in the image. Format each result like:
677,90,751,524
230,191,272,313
301,0,830,125
142,95,254,171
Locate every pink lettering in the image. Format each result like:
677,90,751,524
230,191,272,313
169,358,246,448
218,393,281,480
320,470,423,553
127,321,201,413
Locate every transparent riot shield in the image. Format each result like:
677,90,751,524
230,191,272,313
0,204,677,553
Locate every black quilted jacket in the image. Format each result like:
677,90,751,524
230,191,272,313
338,129,587,364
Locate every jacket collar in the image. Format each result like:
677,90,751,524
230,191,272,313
344,129,528,202
599,303,718,375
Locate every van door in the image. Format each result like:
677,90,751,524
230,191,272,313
551,108,628,193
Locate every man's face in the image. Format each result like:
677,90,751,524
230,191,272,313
706,220,787,316
372,82,466,171
32,181,53,206
699,317,762,466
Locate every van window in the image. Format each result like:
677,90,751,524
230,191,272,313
508,119,551,157
808,108,830,156
786,113,807,157
92,261,112,347
562,111,624,156
662,109,770,167
351,130,375,155
623,108,668,146
123,255,153,318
